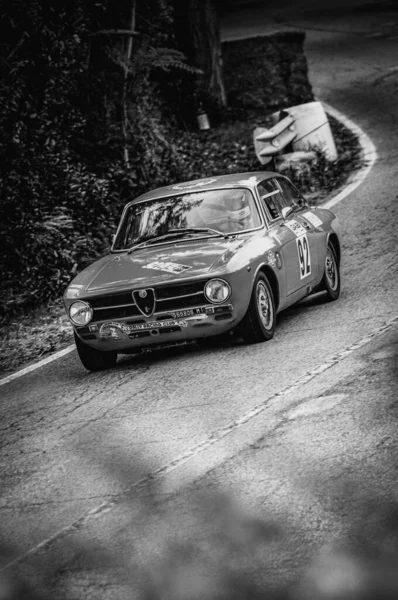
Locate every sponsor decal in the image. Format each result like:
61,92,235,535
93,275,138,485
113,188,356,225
296,234,311,279
172,179,217,190
302,211,323,227
144,261,192,274
285,219,307,237
268,251,277,268
132,288,156,316
99,319,188,338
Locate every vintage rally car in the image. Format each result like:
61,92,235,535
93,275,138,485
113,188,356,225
64,172,341,371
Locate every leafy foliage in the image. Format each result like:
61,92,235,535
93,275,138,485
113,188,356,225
0,0,196,318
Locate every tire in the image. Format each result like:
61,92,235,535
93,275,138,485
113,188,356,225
238,272,276,344
321,243,340,301
74,332,118,372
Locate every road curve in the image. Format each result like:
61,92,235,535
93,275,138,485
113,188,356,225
1,3,398,598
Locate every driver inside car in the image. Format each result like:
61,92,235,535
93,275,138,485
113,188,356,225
196,191,254,233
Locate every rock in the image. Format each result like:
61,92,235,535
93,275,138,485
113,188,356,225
222,31,314,111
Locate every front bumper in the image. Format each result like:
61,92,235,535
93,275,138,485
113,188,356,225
74,303,238,352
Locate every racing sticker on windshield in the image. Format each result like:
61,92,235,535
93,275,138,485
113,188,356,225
302,211,322,227
144,260,192,274
296,234,311,279
285,219,307,237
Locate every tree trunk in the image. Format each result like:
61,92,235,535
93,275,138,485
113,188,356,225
173,0,227,113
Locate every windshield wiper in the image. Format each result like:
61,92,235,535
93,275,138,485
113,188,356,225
126,228,228,254
168,227,228,238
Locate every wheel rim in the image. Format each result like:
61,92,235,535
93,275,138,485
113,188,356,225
325,248,338,291
257,281,273,330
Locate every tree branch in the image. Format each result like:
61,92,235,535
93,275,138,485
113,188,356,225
89,29,139,37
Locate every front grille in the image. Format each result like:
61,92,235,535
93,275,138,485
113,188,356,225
93,305,141,321
157,293,206,312
87,280,208,323
90,292,133,308
156,281,205,300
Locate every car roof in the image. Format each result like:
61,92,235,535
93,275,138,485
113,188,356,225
131,171,277,203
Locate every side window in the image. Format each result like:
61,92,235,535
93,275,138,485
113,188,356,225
257,179,288,221
276,177,306,208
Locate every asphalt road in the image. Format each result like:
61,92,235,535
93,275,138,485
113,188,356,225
1,2,398,598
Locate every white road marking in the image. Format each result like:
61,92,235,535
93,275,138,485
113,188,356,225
0,102,378,387
320,101,378,210
0,346,75,387
2,314,398,570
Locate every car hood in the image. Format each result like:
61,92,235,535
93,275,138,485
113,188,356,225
67,237,251,297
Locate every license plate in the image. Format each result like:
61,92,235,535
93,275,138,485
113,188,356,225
127,319,187,332
169,307,213,319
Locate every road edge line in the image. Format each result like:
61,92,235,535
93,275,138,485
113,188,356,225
0,346,75,387
320,100,378,209
0,101,378,388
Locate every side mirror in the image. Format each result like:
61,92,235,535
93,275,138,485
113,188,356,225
281,206,294,219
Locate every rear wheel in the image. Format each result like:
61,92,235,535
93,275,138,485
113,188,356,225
74,333,118,372
238,273,276,344
322,243,340,301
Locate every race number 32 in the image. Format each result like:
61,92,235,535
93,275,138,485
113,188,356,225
296,234,311,279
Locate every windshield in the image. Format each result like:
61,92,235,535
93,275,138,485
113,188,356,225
112,188,262,251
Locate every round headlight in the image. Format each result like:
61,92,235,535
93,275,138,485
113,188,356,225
204,279,231,304
69,301,93,326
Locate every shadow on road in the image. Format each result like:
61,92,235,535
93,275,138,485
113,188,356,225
2,436,398,600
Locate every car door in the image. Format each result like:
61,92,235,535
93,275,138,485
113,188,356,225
274,176,320,287
257,178,311,296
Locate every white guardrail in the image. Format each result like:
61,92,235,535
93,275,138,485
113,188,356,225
253,113,296,166
253,101,338,166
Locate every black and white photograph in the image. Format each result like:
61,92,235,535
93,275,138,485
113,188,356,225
1,0,398,598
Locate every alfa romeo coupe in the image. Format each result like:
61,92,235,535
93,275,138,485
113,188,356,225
63,172,341,371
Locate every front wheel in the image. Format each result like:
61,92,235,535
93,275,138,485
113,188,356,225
238,273,276,344
74,333,118,372
321,243,340,301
